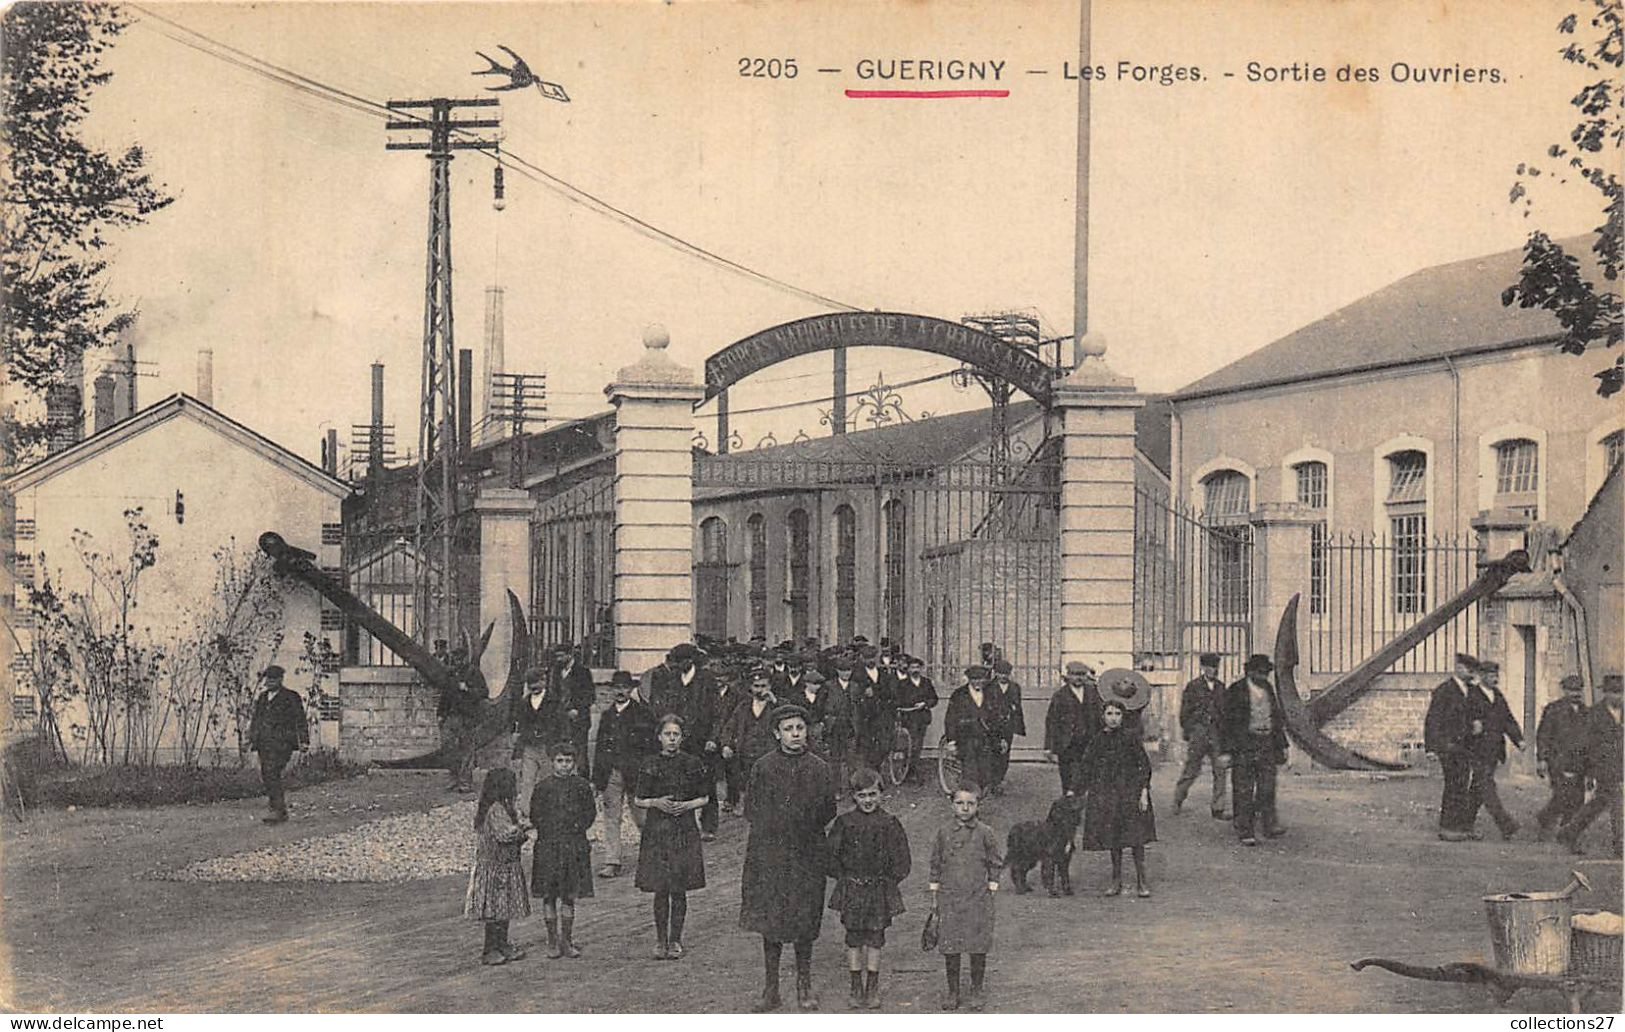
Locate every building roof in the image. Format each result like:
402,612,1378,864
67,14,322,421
4,393,353,498
1172,235,1599,402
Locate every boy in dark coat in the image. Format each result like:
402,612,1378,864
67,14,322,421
896,656,940,783
1173,653,1230,819
1535,674,1590,839
1559,674,1623,858
1423,653,1480,841
943,666,1006,793
1464,659,1523,840
591,671,655,878
1218,654,1288,846
739,703,837,1012
986,659,1025,795
1044,661,1096,795
248,665,309,824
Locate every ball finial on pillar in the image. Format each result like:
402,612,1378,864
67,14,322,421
1077,329,1107,360
642,324,671,351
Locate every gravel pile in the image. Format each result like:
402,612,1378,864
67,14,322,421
161,802,642,883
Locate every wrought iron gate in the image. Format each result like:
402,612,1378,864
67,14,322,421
1132,485,1254,683
530,475,615,667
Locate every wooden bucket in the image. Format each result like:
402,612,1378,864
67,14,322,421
1483,892,1573,975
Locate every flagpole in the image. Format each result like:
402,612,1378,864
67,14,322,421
1072,0,1092,368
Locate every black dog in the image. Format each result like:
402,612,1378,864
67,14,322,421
1006,794,1085,896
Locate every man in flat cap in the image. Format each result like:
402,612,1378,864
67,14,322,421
943,665,1005,792
1558,674,1623,857
896,655,940,784
1045,661,1097,795
513,659,572,812
248,665,309,824
1424,653,1482,841
1218,654,1288,846
987,659,1025,795
739,702,837,1011
1535,674,1590,840
1174,653,1231,819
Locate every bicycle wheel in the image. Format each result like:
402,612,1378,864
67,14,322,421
886,725,913,787
937,736,963,797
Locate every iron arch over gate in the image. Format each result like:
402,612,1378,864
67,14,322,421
701,311,1059,406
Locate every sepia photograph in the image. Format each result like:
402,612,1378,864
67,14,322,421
0,0,1620,1017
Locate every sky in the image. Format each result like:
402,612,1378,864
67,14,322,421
71,0,1605,465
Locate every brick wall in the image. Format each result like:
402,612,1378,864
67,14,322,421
338,666,441,762
1318,674,1435,767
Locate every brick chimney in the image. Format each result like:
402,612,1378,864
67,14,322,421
93,372,117,433
196,349,214,406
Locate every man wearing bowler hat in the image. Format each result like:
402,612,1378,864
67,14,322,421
1173,652,1231,819
1218,654,1288,846
248,665,308,824
1424,653,1482,841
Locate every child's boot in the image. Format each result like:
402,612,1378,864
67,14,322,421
848,971,864,1010
545,914,561,958
1136,875,1152,898
864,971,882,1010
497,922,526,963
560,914,581,958
796,973,819,1011
481,922,505,966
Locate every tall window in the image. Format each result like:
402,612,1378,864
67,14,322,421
1604,430,1624,475
834,504,856,644
696,517,729,640
1202,470,1250,521
787,509,810,641
883,499,907,645
1493,438,1540,519
1386,450,1427,613
1201,470,1251,615
746,514,767,641
1295,461,1329,615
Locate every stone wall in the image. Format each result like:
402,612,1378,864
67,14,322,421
1317,673,1436,767
338,666,440,762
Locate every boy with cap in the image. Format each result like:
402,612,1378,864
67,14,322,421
986,660,1025,795
1045,661,1096,795
1535,674,1590,839
248,665,309,824
1558,674,1623,858
592,671,655,878
739,703,838,1011
1174,653,1230,819
1424,653,1482,841
1218,654,1288,846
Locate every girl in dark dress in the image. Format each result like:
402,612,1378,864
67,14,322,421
634,714,710,960
1078,700,1156,897
827,767,911,1010
529,741,597,958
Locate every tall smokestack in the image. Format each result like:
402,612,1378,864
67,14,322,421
323,427,339,476
458,348,473,453
481,286,505,424
195,349,214,406
45,354,84,455
93,373,116,434
112,329,137,421
369,362,385,477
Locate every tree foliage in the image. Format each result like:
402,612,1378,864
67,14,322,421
1503,0,1623,397
1,2,172,446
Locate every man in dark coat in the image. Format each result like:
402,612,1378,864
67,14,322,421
1045,660,1096,795
1535,674,1591,840
895,655,939,783
1218,653,1288,846
850,645,898,776
248,665,309,824
1464,659,1523,840
700,662,747,827
1559,674,1623,858
943,665,1006,792
771,652,808,700
436,642,487,793
821,658,858,785
1173,653,1230,819
552,644,597,770
513,662,574,813
723,668,782,797
592,670,655,878
987,659,1025,795
739,703,837,1012
1423,654,1481,841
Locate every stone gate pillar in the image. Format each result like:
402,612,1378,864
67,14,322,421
1249,504,1318,661
1054,348,1143,676
606,326,706,675
476,486,535,695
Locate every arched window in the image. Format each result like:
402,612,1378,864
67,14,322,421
834,504,857,644
1604,429,1624,475
1294,461,1329,615
746,514,767,641
1202,469,1250,521
1385,450,1428,613
695,517,729,640
1492,438,1540,519
883,499,907,645
787,509,810,641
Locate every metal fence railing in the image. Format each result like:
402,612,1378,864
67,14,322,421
531,475,615,667
1306,531,1482,675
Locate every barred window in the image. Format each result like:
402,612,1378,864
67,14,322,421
746,514,767,642
787,509,810,641
1493,439,1539,518
1385,451,1428,613
1295,462,1328,510
883,499,907,645
1202,470,1250,520
834,505,857,644
319,608,345,632
321,522,344,546
14,518,34,541
1295,462,1328,615
1386,451,1427,504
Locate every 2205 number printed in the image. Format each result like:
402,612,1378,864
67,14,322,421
739,57,798,78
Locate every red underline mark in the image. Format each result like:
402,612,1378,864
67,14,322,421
844,88,1009,99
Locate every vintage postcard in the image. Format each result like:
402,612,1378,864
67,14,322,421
1,0,1620,1018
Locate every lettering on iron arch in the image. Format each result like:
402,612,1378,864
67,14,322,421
702,312,1056,405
